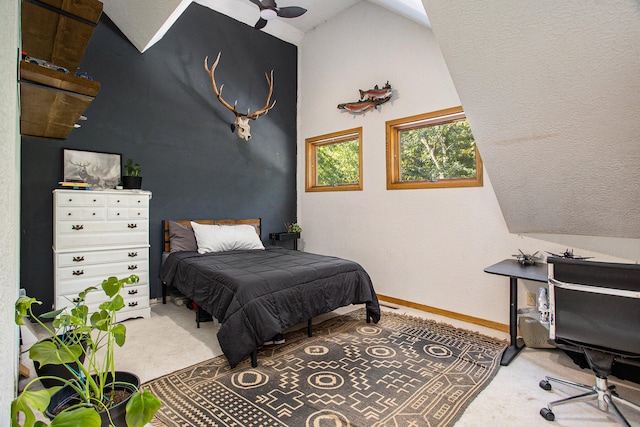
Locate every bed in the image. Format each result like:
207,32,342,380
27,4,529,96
160,218,381,368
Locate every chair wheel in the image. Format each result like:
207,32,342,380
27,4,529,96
540,407,555,421
539,380,552,390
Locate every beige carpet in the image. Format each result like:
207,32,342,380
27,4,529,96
20,301,640,426
142,309,506,426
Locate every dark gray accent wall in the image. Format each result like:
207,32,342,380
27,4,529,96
21,3,298,314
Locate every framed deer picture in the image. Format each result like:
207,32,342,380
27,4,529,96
63,149,121,190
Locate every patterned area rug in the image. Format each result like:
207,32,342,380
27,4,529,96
144,309,506,427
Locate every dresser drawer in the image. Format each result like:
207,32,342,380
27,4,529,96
56,283,149,311
56,248,148,267
56,271,149,297
57,260,149,283
107,194,149,208
56,193,108,207
54,220,148,249
55,206,108,221
107,207,148,220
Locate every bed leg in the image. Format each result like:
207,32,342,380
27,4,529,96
251,350,257,368
366,310,371,323
307,319,313,337
162,281,167,304
196,307,200,329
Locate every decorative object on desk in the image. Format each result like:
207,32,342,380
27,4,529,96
122,158,142,189
545,249,592,260
144,309,506,427
338,81,392,114
63,149,120,190
285,222,302,233
512,249,542,265
204,52,276,141
12,275,161,427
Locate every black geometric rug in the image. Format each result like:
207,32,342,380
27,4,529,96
144,309,506,427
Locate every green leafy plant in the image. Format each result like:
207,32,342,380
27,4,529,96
12,275,161,427
124,159,141,177
286,223,302,233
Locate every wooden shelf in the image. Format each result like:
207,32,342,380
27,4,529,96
20,0,103,140
20,60,100,140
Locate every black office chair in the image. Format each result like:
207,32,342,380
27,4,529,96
539,257,640,426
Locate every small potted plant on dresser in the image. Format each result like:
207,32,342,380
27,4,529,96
122,158,142,189
12,275,161,427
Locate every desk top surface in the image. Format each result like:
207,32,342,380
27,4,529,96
484,259,548,282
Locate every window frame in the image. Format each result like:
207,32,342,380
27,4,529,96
305,127,363,192
385,106,483,190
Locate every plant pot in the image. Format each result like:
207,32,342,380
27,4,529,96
45,371,140,427
122,176,142,189
34,334,88,388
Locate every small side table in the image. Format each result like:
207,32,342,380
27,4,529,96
269,232,300,250
484,259,548,366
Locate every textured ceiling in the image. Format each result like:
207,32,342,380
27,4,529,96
422,0,640,239
100,0,429,50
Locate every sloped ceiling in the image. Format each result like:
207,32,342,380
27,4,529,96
100,0,639,240
421,0,640,239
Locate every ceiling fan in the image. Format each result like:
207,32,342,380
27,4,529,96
248,0,307,30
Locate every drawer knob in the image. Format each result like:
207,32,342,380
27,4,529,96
128,289,138,295
72,270,84,276
72,256,85,262
73,297,81,303
67,212,72,216
128,301,138,307
128,223,138,229
128,252,138,258
72,224,84,230
128,265,138,270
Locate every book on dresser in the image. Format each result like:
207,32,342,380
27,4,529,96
53,189,152,321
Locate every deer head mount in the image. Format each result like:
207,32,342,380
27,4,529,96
204,52,276,141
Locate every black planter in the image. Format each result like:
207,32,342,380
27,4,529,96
34,334,88,388
122,176,142,189
45,371,140,427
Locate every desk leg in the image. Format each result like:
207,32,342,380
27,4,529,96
501,276,525,366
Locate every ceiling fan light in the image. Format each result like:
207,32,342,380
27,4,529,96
260,8,278,20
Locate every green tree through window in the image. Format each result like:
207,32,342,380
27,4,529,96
386,107,482,189
317,138,359,186
306,127,363,192
400,120,476,182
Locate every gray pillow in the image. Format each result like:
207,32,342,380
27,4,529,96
168,221,197,252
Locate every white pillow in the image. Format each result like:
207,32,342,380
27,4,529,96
190,222,264,253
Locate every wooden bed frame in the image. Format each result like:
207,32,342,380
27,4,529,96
162,218,261,253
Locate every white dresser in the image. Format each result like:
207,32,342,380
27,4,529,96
53,189,152,321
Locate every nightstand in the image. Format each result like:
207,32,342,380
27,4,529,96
269,232,300,250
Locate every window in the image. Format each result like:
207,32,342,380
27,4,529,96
386,106,482,189
305,127,363,192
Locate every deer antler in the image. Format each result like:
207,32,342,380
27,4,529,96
204,52,276,120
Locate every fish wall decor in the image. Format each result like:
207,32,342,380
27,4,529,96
338,81,393,114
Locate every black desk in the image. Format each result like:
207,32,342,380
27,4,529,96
484,259,548,366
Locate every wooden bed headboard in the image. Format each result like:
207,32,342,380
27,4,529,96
162,218,261,253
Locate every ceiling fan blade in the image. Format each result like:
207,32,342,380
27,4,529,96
254,17,268,29
262,0,277,8
277,6,307,18
248,0,263,7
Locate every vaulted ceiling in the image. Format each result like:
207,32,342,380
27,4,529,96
100,0,640,242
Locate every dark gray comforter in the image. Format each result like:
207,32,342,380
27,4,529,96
160,247,380,367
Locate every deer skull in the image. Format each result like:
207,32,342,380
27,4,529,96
232,116,252,141
204,52,276,141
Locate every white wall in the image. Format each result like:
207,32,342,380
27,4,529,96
0,0,20,422
297,2,634,328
